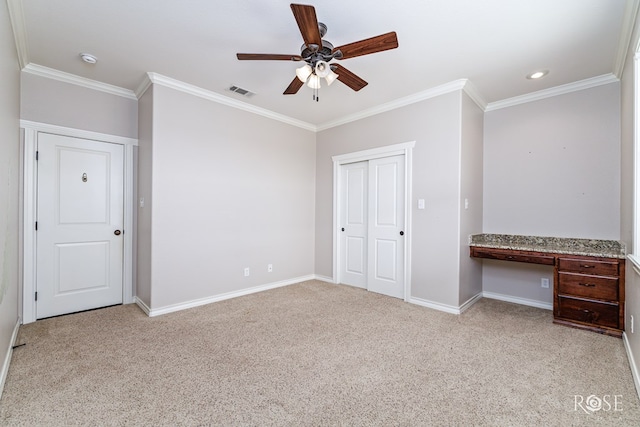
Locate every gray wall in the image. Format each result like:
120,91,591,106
459,93,484,305
136,87,153,307
620,9,640,391
142,84,316,310
20,72,138,139
316,91,483,308
0,0,20,393
482,83,622,305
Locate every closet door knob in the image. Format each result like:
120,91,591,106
399,231,404,236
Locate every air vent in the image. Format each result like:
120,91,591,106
227,85,255,97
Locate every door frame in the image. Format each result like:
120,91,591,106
332,141,415,301
21,120,138,324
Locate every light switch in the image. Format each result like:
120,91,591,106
464,198,469,210
418,199,425,210
139,197,145,208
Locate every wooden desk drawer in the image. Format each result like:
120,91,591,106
557,258,619,276
556,296,619,329
470,247,555,265
557,272,619,301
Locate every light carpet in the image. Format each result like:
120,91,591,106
1,280,639,426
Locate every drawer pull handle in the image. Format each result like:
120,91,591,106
579,283,596,287
506,256,515,260
580,264,594,269
582,309,591,314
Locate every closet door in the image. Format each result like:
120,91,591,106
338,155,406,299
367,155,405,299
339,161,368,288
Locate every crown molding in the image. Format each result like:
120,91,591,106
143,72,317,132
461,79,487,111
485,74,620,112
614,0,640,78
316,79,470,131
22,63,137,100
135,74,153,98
6,0,29,69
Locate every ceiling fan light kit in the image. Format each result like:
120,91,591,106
236,3,398,101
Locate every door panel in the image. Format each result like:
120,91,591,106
340,162,368,288
37,133,124,319
374,239,397,282
367,155,405,299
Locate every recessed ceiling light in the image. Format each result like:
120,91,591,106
527,70,548,80
80,53,97,64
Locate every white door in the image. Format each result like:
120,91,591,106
339,155,405,299
340,161,368,288
36,133,124,319
367,155,405,298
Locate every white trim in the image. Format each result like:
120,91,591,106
20,120,138,146
482,291,553,311
0,318,21,399
22,128,37,324
485,74,620,112
6,0,28,69
634,52,640,258
461,79,488,111
623,332,640,401
333,142,415,302
459,292,483,313
21,122,137,323
313,274,337,284
628,254,640,273
614,0,640,78
331,141,416,164
141,275,315,317
134,297,151,316
123,144,134,304
22,64,137,100
408,297,463,315
144,72,317,132
135,74,153,99
317,80,469,131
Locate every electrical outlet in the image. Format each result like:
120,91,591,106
541,278,549,289
244,267,250,277
268,264,273,272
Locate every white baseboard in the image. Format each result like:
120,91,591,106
134,297,151,316
623,332,640,402
459,292,483,313
0,317,21,399
141,275,316,317
482,291,553,310
408,292,483,315
408,296,464,315
313,274,337,284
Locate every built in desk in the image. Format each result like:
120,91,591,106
469,234,626,338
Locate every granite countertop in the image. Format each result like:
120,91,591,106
470,234,626,259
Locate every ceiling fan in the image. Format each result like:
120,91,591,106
236,3,398,100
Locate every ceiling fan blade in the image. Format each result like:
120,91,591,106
237,53,302,61
333,32,398,60
333,64,368,91
284,77,304,95
290,4,322,47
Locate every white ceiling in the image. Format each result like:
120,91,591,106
8,0,638,128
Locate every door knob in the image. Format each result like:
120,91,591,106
114,230,122,236
341,228,345,232
399,231,404,236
